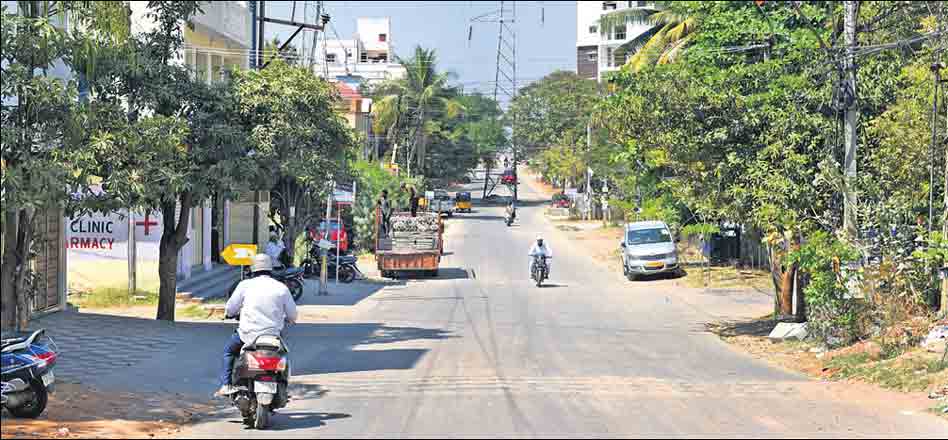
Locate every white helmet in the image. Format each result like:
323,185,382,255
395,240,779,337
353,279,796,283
251,253,274,273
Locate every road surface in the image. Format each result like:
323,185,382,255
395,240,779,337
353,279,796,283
178,172,947,438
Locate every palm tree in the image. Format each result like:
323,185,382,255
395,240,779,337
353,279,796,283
371,46,463,177
597,2,697,72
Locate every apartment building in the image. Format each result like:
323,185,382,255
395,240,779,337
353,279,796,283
576,1,657,81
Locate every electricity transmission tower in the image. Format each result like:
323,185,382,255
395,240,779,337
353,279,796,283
470,1,517,201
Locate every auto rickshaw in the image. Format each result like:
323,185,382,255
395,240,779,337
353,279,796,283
455,191,472,213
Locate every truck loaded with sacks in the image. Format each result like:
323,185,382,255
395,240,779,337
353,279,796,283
375,210,443,278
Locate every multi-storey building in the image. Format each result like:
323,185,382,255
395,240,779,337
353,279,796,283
576,1,657,81
316,17,407,89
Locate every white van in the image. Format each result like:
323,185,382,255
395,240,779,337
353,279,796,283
620,221,681,280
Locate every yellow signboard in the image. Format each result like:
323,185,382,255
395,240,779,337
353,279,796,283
221,244,258,266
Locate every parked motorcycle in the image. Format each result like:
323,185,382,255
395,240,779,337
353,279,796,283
531,255,550,287
222,321,291,429
229,266,305,302
1,329,57,419
300,243,362,284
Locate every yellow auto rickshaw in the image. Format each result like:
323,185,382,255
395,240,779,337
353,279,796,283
455,191,472,213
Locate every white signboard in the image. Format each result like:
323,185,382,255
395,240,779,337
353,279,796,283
564,188,578,196
333,189,354,203
66,211,128,250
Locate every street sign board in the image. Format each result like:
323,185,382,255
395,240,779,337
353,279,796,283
221,244,257,266
317,239,334,250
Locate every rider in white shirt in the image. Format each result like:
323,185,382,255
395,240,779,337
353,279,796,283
216,254,297,397
528,235,553,277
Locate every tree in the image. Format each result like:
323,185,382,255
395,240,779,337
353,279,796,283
82,1,250,322
423,92,506,185
264,36,301,66
231,60,354,263
507,71,597,189
1,1,129,330
370,46,462,177
597,1,698,72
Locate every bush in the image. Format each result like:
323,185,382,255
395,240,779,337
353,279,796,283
788,231,864,346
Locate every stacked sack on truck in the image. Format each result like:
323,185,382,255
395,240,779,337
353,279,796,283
388,213,440,251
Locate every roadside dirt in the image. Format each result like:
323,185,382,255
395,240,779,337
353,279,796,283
708,316,948,416
0,382,212,439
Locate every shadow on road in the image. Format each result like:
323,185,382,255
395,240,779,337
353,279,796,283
267,412,352,431
299,279,406,306
388,267,471,281
707,317,776,338
455,214,504,222
630,270,686,282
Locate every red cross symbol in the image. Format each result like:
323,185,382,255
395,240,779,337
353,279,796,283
136,213,159,236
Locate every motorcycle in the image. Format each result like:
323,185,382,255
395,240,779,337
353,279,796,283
300,243,362,284
1,329,58,419
229,266,306,302
505,209,516,227
222,320,291,430
531,255,550,287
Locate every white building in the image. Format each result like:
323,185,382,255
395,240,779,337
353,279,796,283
576,1,657,81
316,17,406,89
129,1,269,281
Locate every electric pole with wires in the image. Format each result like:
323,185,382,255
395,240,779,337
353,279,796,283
470,1,517,201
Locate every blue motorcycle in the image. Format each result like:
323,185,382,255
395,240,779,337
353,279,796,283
1,329,58,418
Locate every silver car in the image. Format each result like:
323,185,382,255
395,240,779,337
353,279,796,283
620,221,682,280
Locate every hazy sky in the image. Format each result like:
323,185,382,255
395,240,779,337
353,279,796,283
264,1,578,105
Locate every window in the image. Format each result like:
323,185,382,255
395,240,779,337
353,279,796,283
614,24,626,40
379,33,387,42
360,51,368,63
626,228,672,245
587,51,597,62
606,47,614,67
326,53,337,63
589,25,597,34
602,1,617,10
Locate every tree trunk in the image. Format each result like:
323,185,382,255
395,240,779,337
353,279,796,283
156,192,193,322
1,209,20,331
769,236,799,318
14,208,36,331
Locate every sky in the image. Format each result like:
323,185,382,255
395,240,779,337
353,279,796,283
264,1,578,105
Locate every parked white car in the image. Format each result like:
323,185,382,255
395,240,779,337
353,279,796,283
620,221,682,280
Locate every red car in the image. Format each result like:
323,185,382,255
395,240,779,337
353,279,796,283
310,219,349,253
501,168,517,185
552,193,570,208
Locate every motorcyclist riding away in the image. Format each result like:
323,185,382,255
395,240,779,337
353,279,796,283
506,200,516,222
216,254,298,397
528,235,552,277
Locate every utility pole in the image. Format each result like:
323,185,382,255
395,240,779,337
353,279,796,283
128,210,136,295
319,183,333,296
586,124,592,221
472,1,516,200
842,1,859,238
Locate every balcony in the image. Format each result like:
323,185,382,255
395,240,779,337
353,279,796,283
190,1,251,48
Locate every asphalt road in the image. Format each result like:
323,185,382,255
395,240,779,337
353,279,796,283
179,172,948,438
